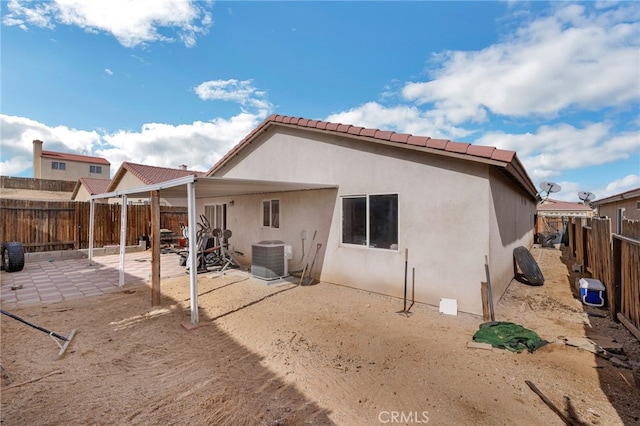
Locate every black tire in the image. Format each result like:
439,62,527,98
0,244,4,271
513,246,544,286
542,232,561,248
2,242,25,273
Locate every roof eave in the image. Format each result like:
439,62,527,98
209,120,540,200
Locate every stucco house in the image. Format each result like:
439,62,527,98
536,200,594,235
33,140,110,181
106,162,204,206
189,114,539,316
591,187,640,233
71,177,112,202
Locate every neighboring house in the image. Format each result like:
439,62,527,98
591,187,640,234
537,199,595,217
71,177,112,202
196,114,539,316
536,199,594,234
107,162,205,206
33,140,110,181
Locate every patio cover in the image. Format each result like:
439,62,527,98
90,175,337,324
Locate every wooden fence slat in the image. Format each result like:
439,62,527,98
0,198,188,252
570,216,639,335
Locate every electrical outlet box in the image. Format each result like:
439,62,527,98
301,230,307,240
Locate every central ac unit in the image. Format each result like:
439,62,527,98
251,240,291,280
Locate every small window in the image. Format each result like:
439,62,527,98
342,194,398,249
90,165,102,174
636,201,640,210
52,161,66,170
262,199,280,228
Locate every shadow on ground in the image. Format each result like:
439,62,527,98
559,246,640,425
0,274,334,425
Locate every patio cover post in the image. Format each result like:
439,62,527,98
119,195,127,287
150,190,161,306
88,199,95,265
187,181,199,324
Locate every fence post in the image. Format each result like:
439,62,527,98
150,191,161,306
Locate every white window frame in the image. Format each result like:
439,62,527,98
341,193,399,250
262,199,280,229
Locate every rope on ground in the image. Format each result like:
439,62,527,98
4,370,64,391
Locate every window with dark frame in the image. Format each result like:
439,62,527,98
90,165,102,174
262,199,280,228
52,161,66,170
342,194,398,249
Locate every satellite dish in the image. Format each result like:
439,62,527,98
540,181,561,194
578,191,595,203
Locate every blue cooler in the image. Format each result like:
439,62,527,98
579,278,606,307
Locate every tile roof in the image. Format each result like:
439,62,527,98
207,113,538,199
107,162,205,193
537,201,593,212
71,177,112,199
42,150,110,165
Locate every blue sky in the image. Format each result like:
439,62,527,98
1,0,638,202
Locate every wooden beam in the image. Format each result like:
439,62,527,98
481,282,491,322
150,190,161,306
617,312,640,342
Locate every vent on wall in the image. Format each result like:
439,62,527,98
251,240,291,280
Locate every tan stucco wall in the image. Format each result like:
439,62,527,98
596,197,640,231
488,169,536,300
74,186,92,202
73,186,107,203
39,158,110,181
204,127,526,315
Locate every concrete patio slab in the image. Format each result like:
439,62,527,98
0,251,187,308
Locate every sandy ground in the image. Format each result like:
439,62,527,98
1,246,638,425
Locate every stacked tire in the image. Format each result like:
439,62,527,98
1,242,25,273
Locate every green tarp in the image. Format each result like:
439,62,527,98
473,321,548,353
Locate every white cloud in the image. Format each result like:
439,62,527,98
401,3,639,123
194,79,273,113
597,174,640,198
476,122,639,184
0,114,102,165
0,156,32,176
2,0,213,48
326,102,474,140
0,111,266,178
538,174,640,203
105,68,113,75
99,112,263,174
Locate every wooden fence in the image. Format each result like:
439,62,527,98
1,176,76,192
568,216,640,339
0,199,188,252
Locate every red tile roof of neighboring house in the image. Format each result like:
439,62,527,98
42,150,110,165
107,162,205,193
537,201,593,212
71,177,112,199
206,113,538,199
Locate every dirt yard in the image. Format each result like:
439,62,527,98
1,246,638,425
